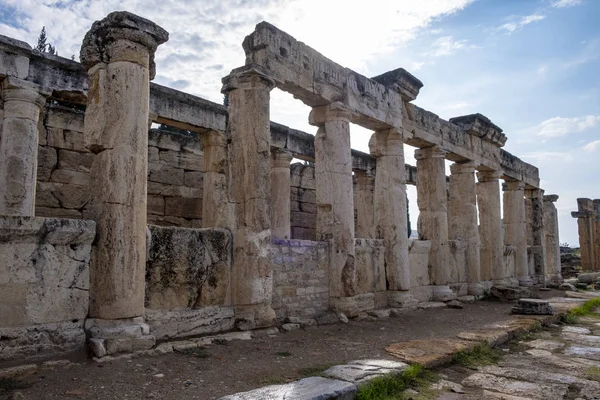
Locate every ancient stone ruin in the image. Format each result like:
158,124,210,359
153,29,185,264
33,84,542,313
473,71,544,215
572,198,600,271
0,11,562,361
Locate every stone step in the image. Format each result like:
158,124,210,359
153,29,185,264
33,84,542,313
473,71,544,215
218,377,356,400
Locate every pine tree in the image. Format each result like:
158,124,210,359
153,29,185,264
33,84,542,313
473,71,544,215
36,27,48,52
406,193,412,238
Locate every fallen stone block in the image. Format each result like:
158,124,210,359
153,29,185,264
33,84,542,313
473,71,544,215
558,283,577,291
385,339,473,368
218,376,356,399
462,372,568,399
457,329,510,347
446,300,464,309
578,273,600,284
565,291,600,299
417,301,447,310
511,299,554,315
491,286,531,301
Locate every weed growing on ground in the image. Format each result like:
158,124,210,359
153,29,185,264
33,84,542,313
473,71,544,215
518,321,544,341
174,346,210,358
586,366,600,382
561,298,600,324
451,343,502,369
259,376,290,385
275,351,292,357
355,364,438,400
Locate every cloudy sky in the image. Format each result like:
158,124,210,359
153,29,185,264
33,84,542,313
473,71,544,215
1,0,598,246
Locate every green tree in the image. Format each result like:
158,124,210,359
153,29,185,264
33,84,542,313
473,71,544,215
407,193,412,238
35,26,57,55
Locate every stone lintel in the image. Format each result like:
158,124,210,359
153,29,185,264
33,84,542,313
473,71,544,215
414,146,446,160
0,34,32,55
571,211,592,218
450,113,507,148
308,102,353,126
543,194,559,203
371,67,423,102
80,11,169,77
221,64,275,93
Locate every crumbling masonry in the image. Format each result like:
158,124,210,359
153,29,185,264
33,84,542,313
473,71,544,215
0,12,562,360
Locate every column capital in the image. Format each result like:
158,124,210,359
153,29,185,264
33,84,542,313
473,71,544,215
1,77,51,107
476,169,502,182
201,130,227,147
368,128,409,157
414,146,446,161
502,180,526,191
449,160,477,174
221,64,276,94
543,194,559,203
308,102,352,127
525,188,545,199
271,149,293,168
80,11,169,78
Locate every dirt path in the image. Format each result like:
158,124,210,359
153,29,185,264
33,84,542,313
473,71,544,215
1,291,561,400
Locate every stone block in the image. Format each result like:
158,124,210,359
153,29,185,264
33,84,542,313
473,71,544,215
38,146,57,170
104,335,155,355
164,196,203,219
147,181,202,198
291,211,317,229
145,307,235,340
511,298,554,315
184,171,204,188
50,168,90,186
146,226,231,310
57,149,95,172
148,163,185,185
36,206,83,219
219,377,356,400
0,216,95,328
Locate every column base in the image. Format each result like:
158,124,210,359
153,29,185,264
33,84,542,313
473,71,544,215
387,291,418,309
330,293,375,318
85,317,155,358
545,274,564,288
492,278,517,287
518,276,535,287
234,304,277,331
467,282,486,297
431,285,457,302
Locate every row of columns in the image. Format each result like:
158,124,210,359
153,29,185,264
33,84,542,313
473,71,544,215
572,199,600,271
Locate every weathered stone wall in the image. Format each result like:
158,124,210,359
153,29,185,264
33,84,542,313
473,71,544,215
408,239,434,302
0,216,95,361
271,239,329,321
290,163,317,240
145,225,234,340
355,239,386,307
35,103,204,227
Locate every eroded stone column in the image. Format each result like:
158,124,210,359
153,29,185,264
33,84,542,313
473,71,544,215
271,150,293,239
595,200,600,271
0,78,49,216
354,169,375,239
477,170,504,284
527,189,546,283
202,130,233,229
503,180,531,286
80,12,168,356
415,146,454,301
543,194,562,285
370,129,415,306
571,199,594,271
309,102,370,316
449,161,483,296
222,65,276,329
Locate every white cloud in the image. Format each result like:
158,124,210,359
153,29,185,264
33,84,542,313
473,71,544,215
499,14,546,33
584,140,600,152
428,36,469,57
551,0,582,8
532,115,600,137
520,150,574,162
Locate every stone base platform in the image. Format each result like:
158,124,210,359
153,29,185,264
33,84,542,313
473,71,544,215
330,293,375,317
85,317,155,358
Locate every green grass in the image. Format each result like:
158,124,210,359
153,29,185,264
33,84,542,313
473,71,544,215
561,298,600,324
586,366,600,382
451,343,503,369
355,364,438,400
275,351,292,357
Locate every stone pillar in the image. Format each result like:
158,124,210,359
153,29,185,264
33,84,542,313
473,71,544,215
202,130,233,229
221,65,276,329
80,12,168,356
354,169,375,239
415,146,455,301
571,198,596,271
370,129,415,307
476,170,504,284
448,161,483,296
595,200,600,271
527,189,546,283
543,194,562,285
0,77,49,216
502,180,531,286
270,150,293,239
309,102,370,316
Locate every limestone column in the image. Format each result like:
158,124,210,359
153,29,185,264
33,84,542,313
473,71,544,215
571,199,594,271
202,130,233,229
354,169,375,239
527,189,546,283
415,146,454,301
309,102,366,315
543,194,562,285
502,180,531,286
221,65,276,329
594,200,600,271
0,77,49,216
270,150,293,239
81,13,168,322
448,161,483,295
476,170,504,283
370,129,415,306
